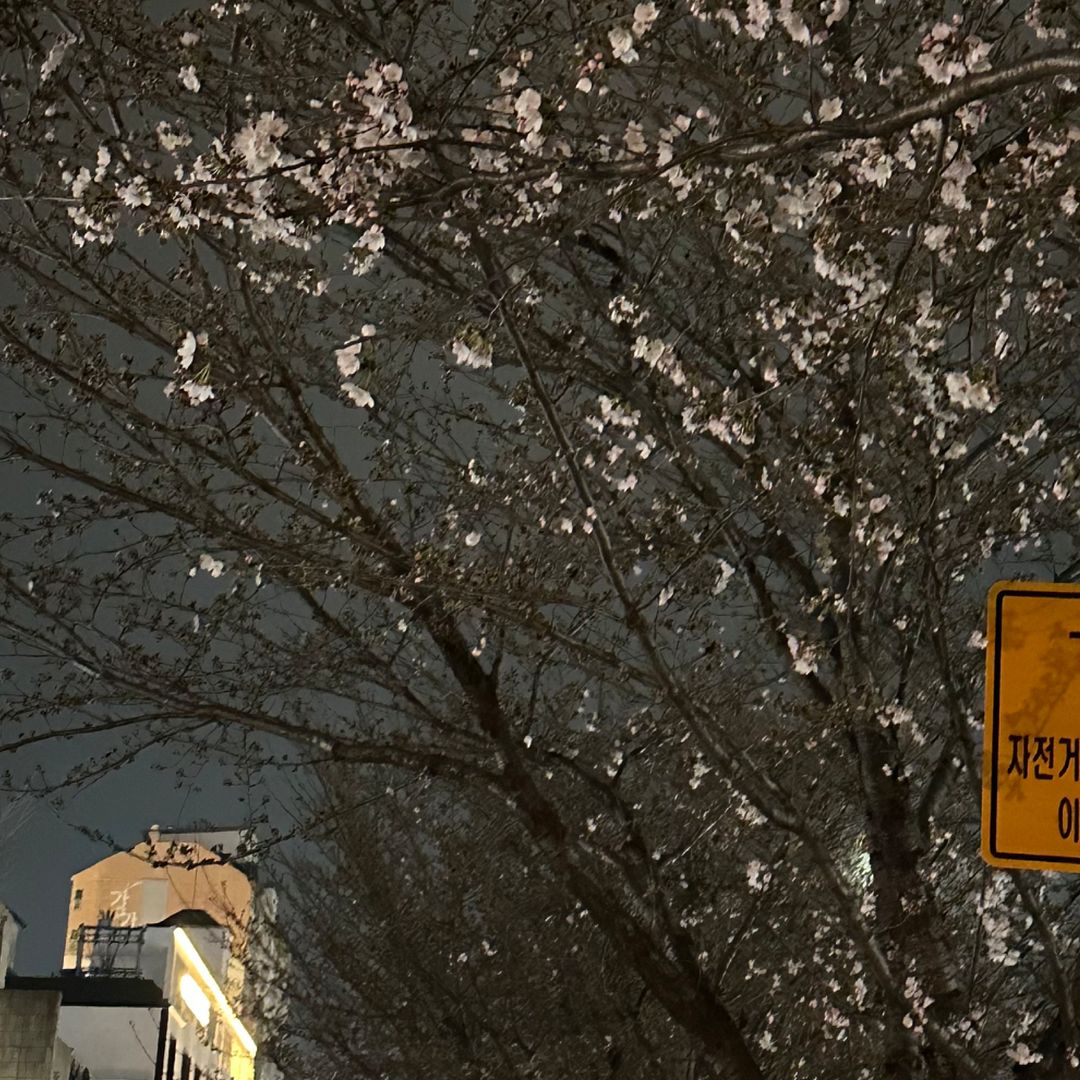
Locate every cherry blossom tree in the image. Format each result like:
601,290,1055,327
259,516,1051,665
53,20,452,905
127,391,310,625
276,769,694,1079
3,1,1080,1076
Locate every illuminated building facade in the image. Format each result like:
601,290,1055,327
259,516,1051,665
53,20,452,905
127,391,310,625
2,903,258,1080
8,919,256,1080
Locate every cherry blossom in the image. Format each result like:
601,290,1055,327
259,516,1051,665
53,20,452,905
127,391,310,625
341,382,374,409
197,553,225,577
514,88,543,136
608,27,638,64
451,339,493,370
178,65,200,92
632,3,659,37
39,33,75,82
819,97,843,122
233,111,288,173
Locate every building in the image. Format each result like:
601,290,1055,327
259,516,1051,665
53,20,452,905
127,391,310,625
2,820,285,1080
63,827,259,1010
61,824,285,1047
1,901,257,1080
0,905,20,986
1,900,78,1080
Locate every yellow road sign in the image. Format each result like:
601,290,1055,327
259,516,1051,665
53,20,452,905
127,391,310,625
982,580,1080,871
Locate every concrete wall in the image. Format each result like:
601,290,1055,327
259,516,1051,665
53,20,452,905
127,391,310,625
0,989,60,1080
49,1041,72,1080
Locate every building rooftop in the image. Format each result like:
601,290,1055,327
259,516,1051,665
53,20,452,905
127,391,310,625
144,823,262,874
151,909,223,929
155,823,251,835
0,902,27,929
